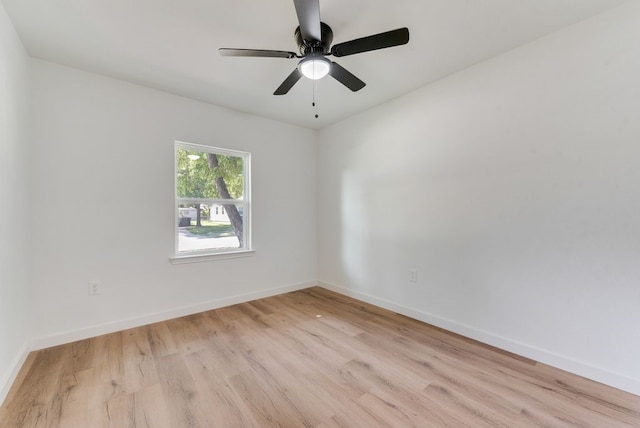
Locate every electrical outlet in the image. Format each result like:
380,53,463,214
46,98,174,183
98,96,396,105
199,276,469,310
409,269,418,282
88,281,101,296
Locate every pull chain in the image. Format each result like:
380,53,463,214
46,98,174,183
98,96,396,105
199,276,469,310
312,79,319,118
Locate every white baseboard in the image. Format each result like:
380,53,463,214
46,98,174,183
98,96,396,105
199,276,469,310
0,343,30,407
31,280,316,351
319,280,640,396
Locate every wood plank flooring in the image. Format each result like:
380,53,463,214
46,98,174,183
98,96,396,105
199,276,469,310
1,287,638,427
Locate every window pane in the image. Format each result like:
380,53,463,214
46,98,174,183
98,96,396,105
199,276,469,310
176,148,244,200
175,142,250,257
177,203,244,253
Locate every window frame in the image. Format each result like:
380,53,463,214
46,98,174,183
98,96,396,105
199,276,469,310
171,141,252,263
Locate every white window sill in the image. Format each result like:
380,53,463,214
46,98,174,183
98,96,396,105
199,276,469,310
169,249,255,265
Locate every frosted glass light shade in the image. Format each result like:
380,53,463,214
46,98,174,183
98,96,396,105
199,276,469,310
299,57,331,80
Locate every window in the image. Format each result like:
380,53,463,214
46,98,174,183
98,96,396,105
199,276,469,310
174,141,251,259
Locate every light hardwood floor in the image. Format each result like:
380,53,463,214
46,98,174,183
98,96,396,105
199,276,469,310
1,287,638,427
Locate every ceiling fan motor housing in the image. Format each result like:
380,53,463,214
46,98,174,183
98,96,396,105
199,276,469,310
295,22,333,55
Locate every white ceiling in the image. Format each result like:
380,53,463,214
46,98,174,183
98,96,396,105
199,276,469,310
3,0,628,129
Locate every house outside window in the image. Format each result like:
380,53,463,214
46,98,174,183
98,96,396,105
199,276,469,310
174,141,251,258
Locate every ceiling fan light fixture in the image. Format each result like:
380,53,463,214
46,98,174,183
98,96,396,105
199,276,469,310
299,56,331,80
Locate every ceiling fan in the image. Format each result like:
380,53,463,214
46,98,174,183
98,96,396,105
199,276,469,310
219,0,409,95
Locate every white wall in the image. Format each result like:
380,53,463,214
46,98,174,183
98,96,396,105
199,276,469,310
29,60,317,347
318,1,640,395
0,2,31,403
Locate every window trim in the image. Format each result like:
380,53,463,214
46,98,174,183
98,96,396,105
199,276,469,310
169,249,255,265
172,141,252,261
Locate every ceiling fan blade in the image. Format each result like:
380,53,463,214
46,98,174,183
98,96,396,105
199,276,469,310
274,68,303,95
219,48,298,59
331,27,409,57
329,62,366,92
293,0,322,42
